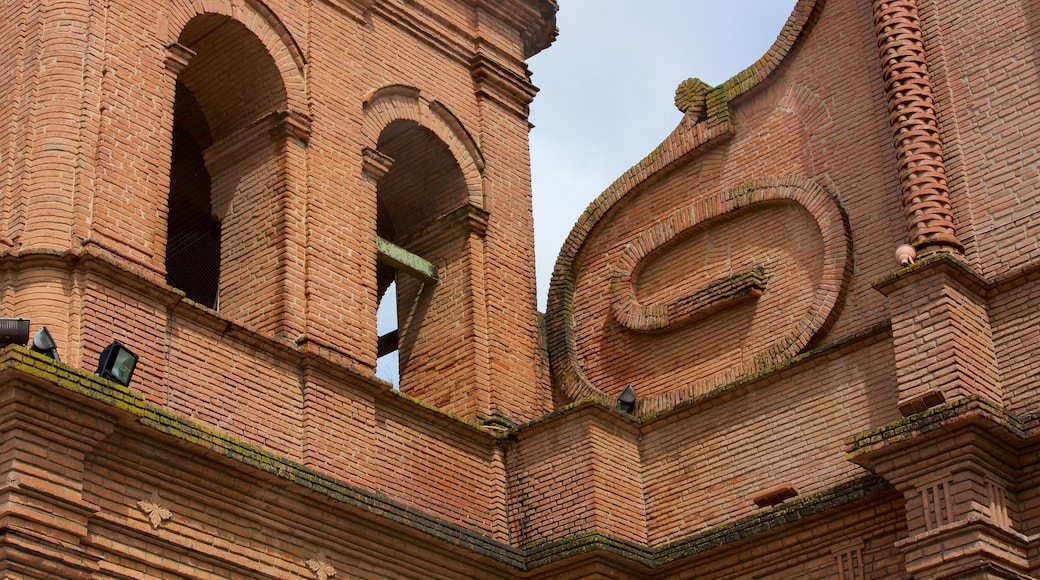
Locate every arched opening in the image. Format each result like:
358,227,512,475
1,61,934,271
167,82,218,307
165,14,293,331
374,120,470,392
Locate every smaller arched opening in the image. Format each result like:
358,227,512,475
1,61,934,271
374,119,475,396
165,14,301,333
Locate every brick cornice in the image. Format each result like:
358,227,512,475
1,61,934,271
653,476,893,567
469,0,558,59
0,351,908,574
845,397,1030,468
871,252,988,298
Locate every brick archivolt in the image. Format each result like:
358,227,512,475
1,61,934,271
361,85,485,209
872,0,962,255
160,0,308,114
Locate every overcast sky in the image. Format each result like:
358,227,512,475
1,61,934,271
528,0,800,309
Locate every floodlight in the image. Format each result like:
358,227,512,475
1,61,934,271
0,318,29,346
29,326,59,361
95,341,138,386
617,385,636,414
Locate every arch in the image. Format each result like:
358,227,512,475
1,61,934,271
160,0,307,117
362,85,485,210
161,8,307,337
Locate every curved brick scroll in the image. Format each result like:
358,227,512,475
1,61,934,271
612,261,768,333
873,0,962,255
548,176,852,415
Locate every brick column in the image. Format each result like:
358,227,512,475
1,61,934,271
19,0,94,251
875,256,1000,414
872,0,962,256
849,404,1029,579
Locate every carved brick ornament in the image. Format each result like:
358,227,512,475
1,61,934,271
138,491,172,529
307,552,337,580
872,0,962,254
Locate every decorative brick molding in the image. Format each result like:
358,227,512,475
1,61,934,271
611,266,766,332
361,85,485,208
987,479,1011,529
551,176,852,415
833,544,865,580
306,552,337,580
160,0,308,112
546,0,827,414
872,0,962,255
138,491,173,529
163,42,196,75
920,479,954,531
361,147,394,181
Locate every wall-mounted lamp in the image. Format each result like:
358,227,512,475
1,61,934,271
29,327,59,361
617,385,636,414
0,318,29,346
96,341,138,386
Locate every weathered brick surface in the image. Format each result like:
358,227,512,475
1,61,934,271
3,0,1040,577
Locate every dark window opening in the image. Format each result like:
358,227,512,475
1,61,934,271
166,81,220,308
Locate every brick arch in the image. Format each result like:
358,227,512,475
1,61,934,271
161,0,307,116
362,85,484,209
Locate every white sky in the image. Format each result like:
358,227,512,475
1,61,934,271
528,0,800,309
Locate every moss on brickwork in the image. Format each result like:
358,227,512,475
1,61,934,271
518,476,891,571
653,476,891,566
845,396,1028,461
0,346,524,568
0,345,905,572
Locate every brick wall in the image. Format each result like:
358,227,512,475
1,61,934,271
4,0,1040,577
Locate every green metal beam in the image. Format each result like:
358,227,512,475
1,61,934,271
376,236,438,283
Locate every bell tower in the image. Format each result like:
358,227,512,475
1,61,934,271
359,70,549,424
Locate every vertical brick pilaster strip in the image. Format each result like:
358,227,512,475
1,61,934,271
873,0,963,256
21,0,92,250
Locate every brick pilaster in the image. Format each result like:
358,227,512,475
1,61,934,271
0,375,115,579
875,255,1000,411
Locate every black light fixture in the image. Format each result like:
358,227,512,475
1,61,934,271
29,326,59,361
0,318,30,346
617,385,636,414
96,341,138,386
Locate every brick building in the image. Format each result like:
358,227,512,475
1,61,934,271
0,0,1038,577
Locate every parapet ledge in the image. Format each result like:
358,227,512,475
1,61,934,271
845,396,1031,468
652,475,892,568
0,348,907,572
0,346,520,565
0,248,497,438
871,252,988,298
507,397,640,441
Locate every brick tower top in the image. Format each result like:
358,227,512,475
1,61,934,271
0,0,558,430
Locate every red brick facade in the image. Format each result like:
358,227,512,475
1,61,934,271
1,0,1038,577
